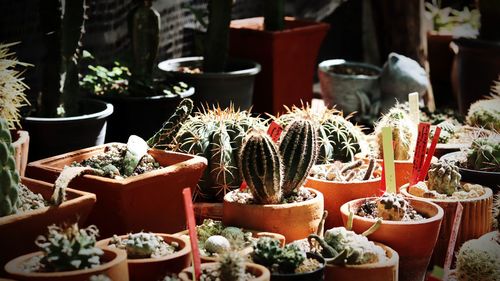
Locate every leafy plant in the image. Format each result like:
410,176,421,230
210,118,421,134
425,0,479,37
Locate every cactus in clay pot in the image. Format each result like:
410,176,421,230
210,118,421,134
455,237,500,281
252,237,305,273
376,193,410,221
219,251,246,281
108,232,178,259
465,81,500,131
427,161,462,195
0,118,20,216
466,136,500,172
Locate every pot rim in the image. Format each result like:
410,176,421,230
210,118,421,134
318,59,381,78
400,183,493,203
10,129,29,146
23,99,114,123
96,233,191,263
94,86,195,101
179,261,270,280
440,151,500,176
4,247,126,277
158,56,261,77
325,243,398,269
223,187,324,209
340,197,444,226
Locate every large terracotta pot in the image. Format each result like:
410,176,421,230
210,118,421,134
193,202,223,224
26,143,207,237
11,130,29,176
0,177,96,274
229,17,329,115
376,159,412,192
97,234,191,281
340,197,444,281
222,188,324,242
5,247,129,281
324,243,399,281
400,184,493,267
178,262,270,281
304,169,382,228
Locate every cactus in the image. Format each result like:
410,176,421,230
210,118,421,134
34,223,103,272
427,161,461,195
252,237,305,273
455,238,500,281
466,91,500,132
376,193,410,221
203,0,232,72
219,251,246,281
204,235,231,255
466,136,500,172
278,104,368,164
147,98,193,148
108,232,178,259
0,118,20,216
373,107,417,160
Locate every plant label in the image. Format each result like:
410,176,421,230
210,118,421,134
382,127,396,193
408,92,420,125
418,126,441,182
411,123,430,185
183,188,201,280
267,121,283,143
443,202,463,280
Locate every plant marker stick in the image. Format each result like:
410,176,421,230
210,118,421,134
382,127,397,194
410,123,430,185
267,121,283,142
443,202,464,280
418,127,441,182
408,92,419,125
182,188,201,280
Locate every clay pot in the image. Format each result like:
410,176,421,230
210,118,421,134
5,247,129,281
222,188,324,242
0,177,96,274
400,184,493,267
304,168,382,228
193,202,223,224
340,197,444,281
179,262,270,281
324,243,399,281
25,143,207,237
96,234,191,281
375,159,412,192
11,130,29,176
271,252,325,281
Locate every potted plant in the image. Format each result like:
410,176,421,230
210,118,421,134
158,0,261,110
96,232,191,281
0,118,96,272
464,88,500,132
401,160,493,267
222,118,324,242
21,0,113,161
306,159,383,228
228,1,329,115
0,43,31,176
340,193,444,281
4,223,129,281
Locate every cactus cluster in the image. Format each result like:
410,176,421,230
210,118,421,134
252,237,306,274
239,118,318,204
427,161,462,195
278,104,368,163
309,159,380,182
455,237,500,281
466,90,500,132
218,251,246,281
108,232,178,259
196,219,252,256
465,135,500,172
0,118,20,216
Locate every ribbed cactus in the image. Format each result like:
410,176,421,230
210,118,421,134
373,107,417,160
219,251,246,281
427,161,461,195
0,118,20,217
278,104,367,164
466,91,500,132
466,136,500,172
240,131,282,204
147,98,193,148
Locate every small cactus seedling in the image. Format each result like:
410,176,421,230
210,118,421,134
466,135,500,172
108,232,178,259
427,161,462,195
218,251,246,281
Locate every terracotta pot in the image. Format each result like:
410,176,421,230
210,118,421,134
271,252,325,281
222,188,324,242
229,17,329,115
26,143,207,237
376,159,412,192
340,197,444,281
426,32,454,108
0,177,96,275
400,184,493,267
193,202,223,224
304,169,382,228
96,234,190,281
324,243,399,281
178,262,270,281
5,247,129,281
11,130,29,177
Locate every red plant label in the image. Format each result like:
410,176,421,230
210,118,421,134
443,202,463,280
240,181,247,191
411,123,430,185
182,188,201,280
418,126,441,182
267,121,283,143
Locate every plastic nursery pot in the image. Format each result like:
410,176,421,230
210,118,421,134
271,252,325,281
96,234,191,281
4,247,129,281
222,188,324,242
25,143,207,237
304,167,382,229
340,197,444,281
400,184,493,267
178,262,271,281
11,129,29,176
0,177,96,275
324,243,399,281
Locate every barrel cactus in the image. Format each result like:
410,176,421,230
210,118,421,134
0,118,20,216
427,161,461,195
466,136,500,172
277,104,368,164
466,89,500,132
455,237,500,281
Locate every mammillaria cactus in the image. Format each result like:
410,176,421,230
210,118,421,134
466,136,500,172
427,161,462,195
219,251,246,281
252,237,305,273
108,232,178,259
0,118,20,216
376,193,409,221
455,237,500,281
466,86,500,131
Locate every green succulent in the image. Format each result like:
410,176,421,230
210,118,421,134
252,237,305,274
427,161,461,195
108,232,177,259
466,136,500,172
455,238,500,281
466,92,500,132
219,251,246,281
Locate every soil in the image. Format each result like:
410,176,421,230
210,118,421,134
408,181,486,200
226,187,315,204
198,266,257,281
107,233,179,259
356,194,426,221
328,64,379,76
309,160,382,182
294,257,322,273
16,184,48,212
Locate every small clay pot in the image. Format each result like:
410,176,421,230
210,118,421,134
222,188,324,242
178,262,270,281
11,130,29,176
5,247,129,281
340,197,444,281
96,234,191,281
271,252,325,281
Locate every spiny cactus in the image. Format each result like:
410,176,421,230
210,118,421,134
427,161,462,195
34,223,103,272
493,194,500,230
466,91,500,132
108,232,178,259
219,251,246,281
466,135,500,172
0,118,20,216
373,106,417,160
147,98,193,148
252,237,305,274
204,235,231,255
278,104,368,164
376,193,410,221
455,238,500,281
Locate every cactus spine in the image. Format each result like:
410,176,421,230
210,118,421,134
466,135,500,172
427,161,461,195
455,237,500,281
147,98,193,148
219,251,246,281
0,118,20,216
466,90,500,132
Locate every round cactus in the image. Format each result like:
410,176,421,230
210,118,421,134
455,238,500,281
427,161,461,195
0,118,20,217
204,235,231,255
466,91,500,132
466,136,500,172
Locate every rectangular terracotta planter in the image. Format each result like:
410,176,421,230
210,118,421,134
0,177,96,274
26,143,208,238
229,17,329,115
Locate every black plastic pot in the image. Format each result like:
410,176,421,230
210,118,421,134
271,252,326,281
22,99,113,161
94,89,194,142
158,56,261,110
